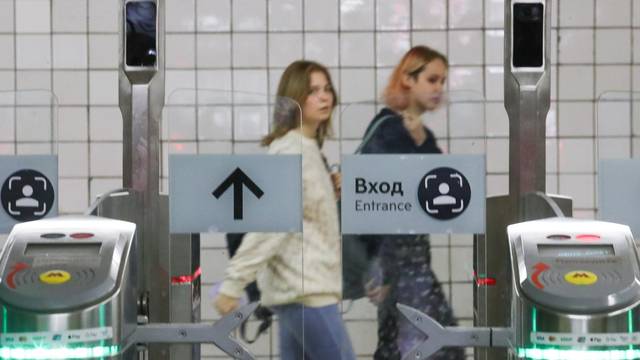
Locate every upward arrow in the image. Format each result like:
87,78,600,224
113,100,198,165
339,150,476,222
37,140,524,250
212,168,264,220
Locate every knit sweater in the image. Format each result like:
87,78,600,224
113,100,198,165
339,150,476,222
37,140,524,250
219,130,342,307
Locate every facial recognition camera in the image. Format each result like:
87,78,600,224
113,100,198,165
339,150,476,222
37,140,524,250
125,1,157,68
512,3,544,68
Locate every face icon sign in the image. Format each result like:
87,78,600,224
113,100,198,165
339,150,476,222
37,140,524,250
418,167,471,220
1,169,54,221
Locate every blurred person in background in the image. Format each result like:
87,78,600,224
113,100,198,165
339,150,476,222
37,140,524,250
360,46,465,360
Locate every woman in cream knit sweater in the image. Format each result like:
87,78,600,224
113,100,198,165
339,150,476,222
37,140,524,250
214,60,356,360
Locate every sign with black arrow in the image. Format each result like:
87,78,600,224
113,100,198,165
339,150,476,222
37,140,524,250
169,154,302,233
212,167,264,220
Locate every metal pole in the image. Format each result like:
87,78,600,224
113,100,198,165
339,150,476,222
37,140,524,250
474,2,574,359
118,1,170,358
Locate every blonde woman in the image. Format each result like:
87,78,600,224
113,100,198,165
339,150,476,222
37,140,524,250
215,60,355,360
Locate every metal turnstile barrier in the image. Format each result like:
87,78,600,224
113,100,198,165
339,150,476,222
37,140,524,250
0,216,257,359
403,217,640,359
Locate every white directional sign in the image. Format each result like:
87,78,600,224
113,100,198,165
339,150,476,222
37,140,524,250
0,155,58,233
169,154,302,233
341,154,485,234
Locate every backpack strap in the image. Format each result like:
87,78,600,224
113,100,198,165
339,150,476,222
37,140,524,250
354,114,396,154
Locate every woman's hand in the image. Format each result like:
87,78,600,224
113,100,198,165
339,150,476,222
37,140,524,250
331,172,342,199
214,293,240,316
365,281,391,306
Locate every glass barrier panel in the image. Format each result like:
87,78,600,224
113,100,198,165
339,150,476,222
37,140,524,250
166,89,303,358
335,91,486,359
596,91,639,236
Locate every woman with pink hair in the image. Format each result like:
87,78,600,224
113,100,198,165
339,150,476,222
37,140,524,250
361,46,464,360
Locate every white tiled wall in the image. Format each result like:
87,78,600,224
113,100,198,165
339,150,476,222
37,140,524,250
1,0,639,358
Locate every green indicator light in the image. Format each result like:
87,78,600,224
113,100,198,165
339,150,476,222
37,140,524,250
98,305,106,348
518,348,640,359
99,305,106,328
629,310,634,351
0,345,119,359
1,307,6,334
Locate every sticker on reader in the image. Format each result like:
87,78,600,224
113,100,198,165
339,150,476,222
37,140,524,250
0,327,113,345
564,270,598,286
39,270,71,285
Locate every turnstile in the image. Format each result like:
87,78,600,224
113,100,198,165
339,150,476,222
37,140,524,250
0,216,138,359
510,218,640,359
0,217,256,360
400,217,640,359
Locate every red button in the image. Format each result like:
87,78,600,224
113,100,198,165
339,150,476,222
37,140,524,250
576,234,600,241
70,233,94,239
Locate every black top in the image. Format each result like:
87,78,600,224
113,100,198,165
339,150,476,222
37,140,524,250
360,108,441,155
358,107,441,285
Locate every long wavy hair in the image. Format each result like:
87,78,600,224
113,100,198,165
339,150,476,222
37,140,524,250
383,46,448,110
262,60,338,147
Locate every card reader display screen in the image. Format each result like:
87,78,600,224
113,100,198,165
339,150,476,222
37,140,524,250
513,3,544,67
25,243,102,257
538,244,615,258
126,1,157,67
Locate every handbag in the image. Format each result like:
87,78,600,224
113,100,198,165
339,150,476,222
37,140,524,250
341,114,395,300
225,233,273,343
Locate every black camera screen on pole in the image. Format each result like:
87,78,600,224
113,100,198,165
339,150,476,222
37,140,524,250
126,1,157,67
513,3,543,68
